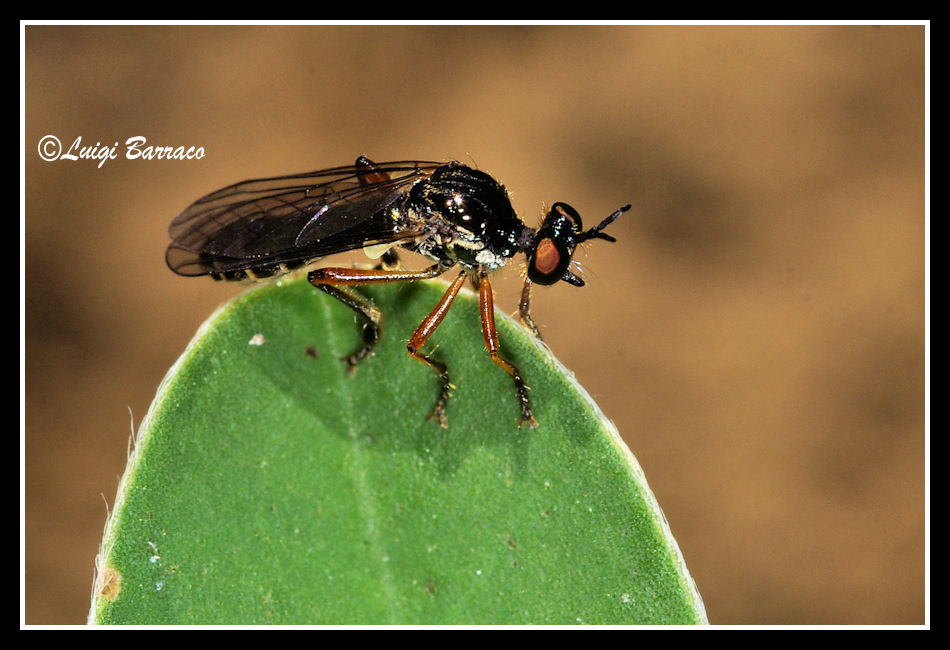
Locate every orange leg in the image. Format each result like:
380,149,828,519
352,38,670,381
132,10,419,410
480,272,537,428
406,270,467,428
309,263,449,369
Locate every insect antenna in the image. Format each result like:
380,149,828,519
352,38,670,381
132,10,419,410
575,204,632,243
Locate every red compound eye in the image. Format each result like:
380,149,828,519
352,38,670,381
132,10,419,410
533,238,561,276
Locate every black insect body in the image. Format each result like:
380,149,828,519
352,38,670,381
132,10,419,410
167,156,629,428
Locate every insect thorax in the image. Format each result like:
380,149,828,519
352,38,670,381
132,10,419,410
405,164,530,270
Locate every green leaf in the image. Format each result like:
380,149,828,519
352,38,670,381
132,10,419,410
90,275,706,625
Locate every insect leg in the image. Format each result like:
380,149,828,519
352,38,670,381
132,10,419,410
518,278,543,340
480,272,537,428
406,270,467,428
309,263,449,371
309,283,381,370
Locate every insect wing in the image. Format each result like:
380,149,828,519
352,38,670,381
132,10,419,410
167,161,442,276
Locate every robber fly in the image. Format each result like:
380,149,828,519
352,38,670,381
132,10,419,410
167,156,629,428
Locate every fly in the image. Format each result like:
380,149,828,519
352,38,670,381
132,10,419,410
167,156,630,428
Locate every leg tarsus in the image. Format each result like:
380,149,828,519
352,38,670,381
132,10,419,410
311,282,382,371
409,353,451,429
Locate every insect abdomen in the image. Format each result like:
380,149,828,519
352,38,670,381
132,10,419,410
211,259,310,282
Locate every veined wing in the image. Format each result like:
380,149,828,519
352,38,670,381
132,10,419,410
167,160,443,276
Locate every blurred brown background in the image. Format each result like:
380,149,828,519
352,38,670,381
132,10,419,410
24,25,926,625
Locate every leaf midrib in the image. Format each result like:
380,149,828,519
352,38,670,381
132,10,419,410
316,287,401,623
